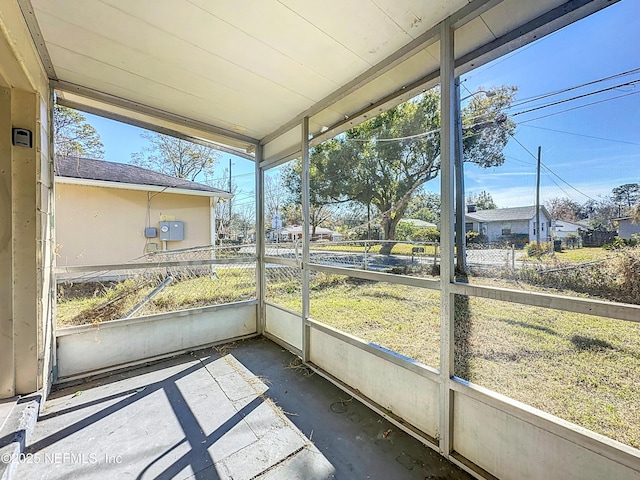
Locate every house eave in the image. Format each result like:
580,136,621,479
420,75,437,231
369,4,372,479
54,176,233,200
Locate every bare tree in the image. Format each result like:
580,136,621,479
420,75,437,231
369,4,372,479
54,105,104,159
264,174,284,220
545,197,584,221
210,166,237,238
131,132,220,181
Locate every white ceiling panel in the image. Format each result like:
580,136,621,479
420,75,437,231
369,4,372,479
481,0,567,38
383,48,440,87
454,16,496,60
100,0,339,99
186,0,371,92
371,0,468,38
277,0,411,65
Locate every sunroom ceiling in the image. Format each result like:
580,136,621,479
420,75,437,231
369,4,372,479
25,0,613,162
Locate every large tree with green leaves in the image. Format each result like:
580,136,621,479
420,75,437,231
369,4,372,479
294,86,516,240
131,132,220,181
611,183,640,211
54,104,105,159
405,190,441,224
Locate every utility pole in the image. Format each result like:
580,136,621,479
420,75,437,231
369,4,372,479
536,146,541,248
228,158,233,239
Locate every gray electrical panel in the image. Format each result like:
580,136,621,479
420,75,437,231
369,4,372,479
159,221,184,241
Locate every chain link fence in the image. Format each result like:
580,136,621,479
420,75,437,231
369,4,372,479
464,243,519,277
308,240,440,276
56,244,257,328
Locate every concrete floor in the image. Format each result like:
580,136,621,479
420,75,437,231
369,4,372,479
16,337,472,479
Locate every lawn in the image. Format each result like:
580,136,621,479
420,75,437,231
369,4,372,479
311,242,437,256
56,267,256,327
270,273,640,449
553,246,613,263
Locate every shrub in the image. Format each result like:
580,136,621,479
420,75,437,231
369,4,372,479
515,245,640,305
466,231,486,244
412,227,440,242
610,245,640,302
564,233,581,249
395,222,419,241
603,235,639,250
524,241,553,257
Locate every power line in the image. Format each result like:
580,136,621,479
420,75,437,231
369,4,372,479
539,162,597,202
208,171,255,182
541,169,579,202
503,155,535,167
511,79,640,117
506,67,640,110
518,90,640,124
519,124,640,146
502,127,598,202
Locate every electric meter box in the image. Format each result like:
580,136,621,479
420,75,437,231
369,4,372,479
159,221,184,241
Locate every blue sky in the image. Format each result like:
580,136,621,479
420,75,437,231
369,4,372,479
84,0,639,212
459,0,640,208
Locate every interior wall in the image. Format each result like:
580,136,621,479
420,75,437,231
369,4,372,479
0,1,53,399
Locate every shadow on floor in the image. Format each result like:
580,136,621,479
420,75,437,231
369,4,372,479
17,338,471,480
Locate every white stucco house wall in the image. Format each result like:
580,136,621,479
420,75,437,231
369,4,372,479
465,205,552,243
550,219,588,239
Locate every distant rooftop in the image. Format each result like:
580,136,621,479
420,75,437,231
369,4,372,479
54,156,230,195
466,205,550,222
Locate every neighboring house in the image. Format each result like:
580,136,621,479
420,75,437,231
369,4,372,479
465,205,552,243
551,219,584,239
55,156,232,266
398,218,438,229
616,216,640,240
274,225,342,242
551,219,585,248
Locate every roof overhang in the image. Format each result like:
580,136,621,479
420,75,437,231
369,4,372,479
55,175,233,200
22,0,618,166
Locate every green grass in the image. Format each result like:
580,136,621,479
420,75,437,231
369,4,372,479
57,268,256,327
459,297,639,448
551,247,612,264
311,242,437,256
520,246,612,265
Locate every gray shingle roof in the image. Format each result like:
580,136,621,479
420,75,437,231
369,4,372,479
55,156,229,195
466,205,550,222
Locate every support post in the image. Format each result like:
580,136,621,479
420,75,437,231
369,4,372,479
301,118,311,362
209,197,217,277
454,78,466,273
255,145,265,335
0,87,14,398
439,17,456,457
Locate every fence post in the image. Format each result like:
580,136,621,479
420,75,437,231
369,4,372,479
511,243,515,272
364,240,368,270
